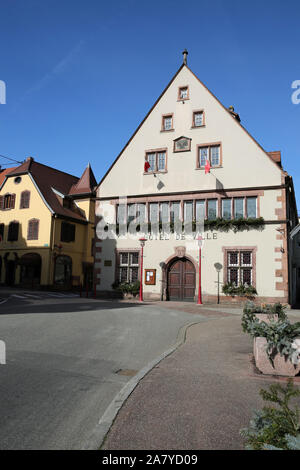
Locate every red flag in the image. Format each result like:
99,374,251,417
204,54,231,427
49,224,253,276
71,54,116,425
144,161,150,172
205,159,211,174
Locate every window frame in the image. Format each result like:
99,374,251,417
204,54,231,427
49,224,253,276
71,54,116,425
115,196,258,227
20,190,30,209
116,249,140,284
223,247,257,288
27,218,39,240
192,110,205,128
178,86,189,101
196,142,222,169
1,193,16,210
144,148,168,174
161,113,174,132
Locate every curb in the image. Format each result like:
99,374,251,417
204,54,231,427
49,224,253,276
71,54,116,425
81,320,201,450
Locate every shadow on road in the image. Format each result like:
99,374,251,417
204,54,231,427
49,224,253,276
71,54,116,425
0,299,148,315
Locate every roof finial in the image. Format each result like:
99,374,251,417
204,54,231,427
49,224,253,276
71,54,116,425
182,49,188,65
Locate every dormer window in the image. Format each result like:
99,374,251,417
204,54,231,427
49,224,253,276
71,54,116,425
162,114,173,131
178,86,189,101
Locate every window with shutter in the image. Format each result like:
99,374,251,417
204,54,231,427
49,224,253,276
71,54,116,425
8,221,19,241
27,219,39,240
3,194,11,209
20,191,30,209
10,193,16,209
0,223,4,240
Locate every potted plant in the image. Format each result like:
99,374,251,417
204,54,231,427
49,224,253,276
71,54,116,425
112,280,140,299
242,303,300,376
222,282,257,302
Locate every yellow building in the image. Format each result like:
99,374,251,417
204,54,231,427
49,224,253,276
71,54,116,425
0,157,97,289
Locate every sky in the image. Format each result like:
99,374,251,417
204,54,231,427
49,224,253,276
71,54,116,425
0,0,300,207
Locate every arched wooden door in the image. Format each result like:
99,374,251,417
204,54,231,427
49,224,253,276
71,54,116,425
167,258,196,301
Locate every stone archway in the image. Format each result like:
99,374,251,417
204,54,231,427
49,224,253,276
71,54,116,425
166,257,196,301
161,251,197,302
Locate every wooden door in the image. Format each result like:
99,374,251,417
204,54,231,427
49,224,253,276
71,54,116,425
168,258,195,301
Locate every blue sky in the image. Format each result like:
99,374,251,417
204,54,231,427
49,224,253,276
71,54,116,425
0,0,300,207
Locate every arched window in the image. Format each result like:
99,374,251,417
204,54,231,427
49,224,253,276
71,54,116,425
20,191,30,209
54,255,72,286
27,219,39,240
7,221,19,241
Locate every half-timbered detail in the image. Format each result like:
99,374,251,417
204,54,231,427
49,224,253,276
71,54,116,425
95,51,298,305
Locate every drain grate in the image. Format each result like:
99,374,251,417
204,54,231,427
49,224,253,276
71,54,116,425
115,369,138,377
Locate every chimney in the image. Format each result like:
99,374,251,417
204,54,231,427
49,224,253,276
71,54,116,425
182,49,188,65
268,151,282,168
26,156,34,162
228,106,241,123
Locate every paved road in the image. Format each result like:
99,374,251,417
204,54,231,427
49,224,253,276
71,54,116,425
0,293,207,449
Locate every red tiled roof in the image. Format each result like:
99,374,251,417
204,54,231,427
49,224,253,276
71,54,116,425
7,158,94,222
0,167,17,186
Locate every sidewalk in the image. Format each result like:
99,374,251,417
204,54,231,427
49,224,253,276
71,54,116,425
102,312,300,450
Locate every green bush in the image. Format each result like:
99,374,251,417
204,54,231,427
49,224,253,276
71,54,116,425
222,283,257,297
112,281,140,296
240,379,300,450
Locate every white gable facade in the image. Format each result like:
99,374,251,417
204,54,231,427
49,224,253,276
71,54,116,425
95,58,298,305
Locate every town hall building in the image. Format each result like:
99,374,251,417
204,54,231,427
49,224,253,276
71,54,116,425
94,51,298,305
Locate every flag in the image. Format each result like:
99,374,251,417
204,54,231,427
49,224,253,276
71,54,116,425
205,159,211,174
144,161,150,172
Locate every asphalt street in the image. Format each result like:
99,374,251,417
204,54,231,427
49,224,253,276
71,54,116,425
0,292,207,449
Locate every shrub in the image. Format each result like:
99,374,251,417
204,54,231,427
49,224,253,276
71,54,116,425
242,302,300,366
222,283,257,298
112,281,140,296
240,379,300,450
